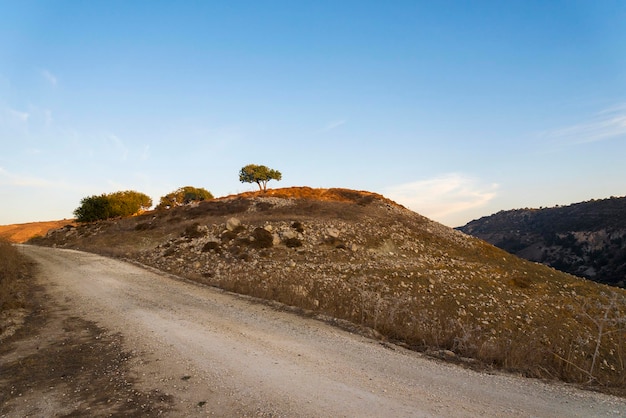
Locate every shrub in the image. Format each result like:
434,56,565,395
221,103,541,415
157,186,214,210
202,242,221,253
74,190,152,222
182,223,205,239
284,237,303,248
250,228,274,249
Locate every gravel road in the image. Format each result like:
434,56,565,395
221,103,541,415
9,246,626,417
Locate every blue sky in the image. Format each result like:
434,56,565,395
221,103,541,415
1,1,625,227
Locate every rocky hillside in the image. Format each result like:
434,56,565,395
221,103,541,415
29,187,626,393
457,196,626,288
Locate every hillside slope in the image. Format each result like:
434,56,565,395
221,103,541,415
0,220,74,243
30,187,626,393
457,196,626,288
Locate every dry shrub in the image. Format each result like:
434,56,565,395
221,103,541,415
182,223,205,239
225,186,398,207
187,198,251,217
0,239,29,312
284,238,302,248
202,241,221,253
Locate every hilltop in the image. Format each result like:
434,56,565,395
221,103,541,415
457,196,626,288
29,187,626,394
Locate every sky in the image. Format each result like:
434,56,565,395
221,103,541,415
1,1,625,227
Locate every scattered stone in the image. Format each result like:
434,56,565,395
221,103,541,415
226,218,241,232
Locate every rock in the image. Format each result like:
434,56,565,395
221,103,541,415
272,233,281,246
226,217,241,231
327,228,340,238
282,230,298,240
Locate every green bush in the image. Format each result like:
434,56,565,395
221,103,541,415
157,186,214,210
74,190,152,222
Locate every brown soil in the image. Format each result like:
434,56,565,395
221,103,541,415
0,275,173,416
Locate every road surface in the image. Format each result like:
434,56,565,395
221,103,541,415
7,246,625,417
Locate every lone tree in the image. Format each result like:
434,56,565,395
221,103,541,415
239,164,282,192
156,186,214,210
74,190,152,222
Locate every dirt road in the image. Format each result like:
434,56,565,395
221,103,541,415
3,246,625,417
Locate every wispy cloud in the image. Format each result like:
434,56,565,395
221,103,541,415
543,104,626,145
318,119,346,133
108,134,129,160
0,166,76,190
41,69,58,87
384,173,498,226
0,106,30,134
10,108,29,122
140,145,151,161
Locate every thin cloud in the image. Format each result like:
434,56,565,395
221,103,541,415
318,119,346,133
1,107,30,123
544,105,626,145
41,69,58,87
140,145,151,161
108,134,129,160
0,107,30,133
0,166,76,190
10,108,29,122
384,173,498,225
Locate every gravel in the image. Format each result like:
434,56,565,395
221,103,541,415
5,245,626,417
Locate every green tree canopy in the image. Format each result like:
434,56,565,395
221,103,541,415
239,164,282,192
74,190,152,222
156,186,214,210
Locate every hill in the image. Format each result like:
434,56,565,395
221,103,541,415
457,196,626,288
29,187,626,394
0,220,75,243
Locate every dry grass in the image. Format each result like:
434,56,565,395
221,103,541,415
29,187,626,395
225,186,399,207
0,239,29,312
0,220,74,243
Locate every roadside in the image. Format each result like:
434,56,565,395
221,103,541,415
0,273,174,416
2,246,626,417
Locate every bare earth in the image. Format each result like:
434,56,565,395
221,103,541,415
2,246,625,417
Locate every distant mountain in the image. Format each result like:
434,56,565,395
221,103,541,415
457,196,626,287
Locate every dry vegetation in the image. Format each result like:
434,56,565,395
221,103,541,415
0,220,74,243
0,239,29,311
29,188,626,395
0,239,33,342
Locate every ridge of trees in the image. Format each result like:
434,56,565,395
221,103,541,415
74,164,283,222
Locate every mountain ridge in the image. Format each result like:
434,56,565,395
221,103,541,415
457,195,626,287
